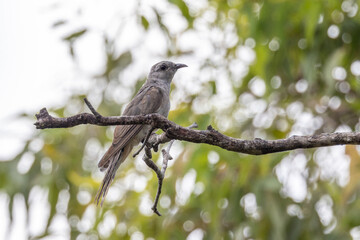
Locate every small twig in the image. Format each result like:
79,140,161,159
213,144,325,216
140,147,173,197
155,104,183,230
161,140,174,176
142,147,163,216
151,171,164,216
84,98,102,119
146,123,198,216
142,148,159,174
187,122,199,129
133,127,155,157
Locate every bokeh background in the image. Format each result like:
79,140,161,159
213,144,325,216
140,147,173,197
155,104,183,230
1,0,360,239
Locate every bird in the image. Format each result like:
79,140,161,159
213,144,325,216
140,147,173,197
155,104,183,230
95,61,187,205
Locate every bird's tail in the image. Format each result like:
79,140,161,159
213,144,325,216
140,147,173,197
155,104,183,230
95,149,123,206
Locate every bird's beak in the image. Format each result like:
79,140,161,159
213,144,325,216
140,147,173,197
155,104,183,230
175,63,188,69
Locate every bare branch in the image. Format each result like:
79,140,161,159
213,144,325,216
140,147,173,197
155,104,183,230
161,141,174,175
34,100,360,215
141,147,162,216
34,107,360,155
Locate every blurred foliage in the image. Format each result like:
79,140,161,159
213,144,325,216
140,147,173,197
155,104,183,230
2,0,360,239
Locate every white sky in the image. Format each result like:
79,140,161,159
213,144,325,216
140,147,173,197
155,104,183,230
0,0,75,160
0,0,75,238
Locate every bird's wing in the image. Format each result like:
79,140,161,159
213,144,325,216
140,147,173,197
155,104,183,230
98,85,164,169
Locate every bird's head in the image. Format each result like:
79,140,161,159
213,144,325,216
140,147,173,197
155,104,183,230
148,61,187,83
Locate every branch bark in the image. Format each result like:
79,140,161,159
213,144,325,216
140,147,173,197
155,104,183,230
35,106,360,155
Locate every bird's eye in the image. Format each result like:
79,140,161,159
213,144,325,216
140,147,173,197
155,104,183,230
159,64,167,71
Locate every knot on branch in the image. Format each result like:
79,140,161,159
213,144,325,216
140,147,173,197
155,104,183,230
161,149,173,161
34,108,53,129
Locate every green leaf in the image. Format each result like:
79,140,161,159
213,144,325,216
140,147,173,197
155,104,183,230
62,28,87,42
52,20,67,28
168,0,193,28
141,16,149,30
302,0,321,46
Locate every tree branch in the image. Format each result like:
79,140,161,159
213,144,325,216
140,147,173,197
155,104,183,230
142,123,197,216
34,100,360,215
35,105,360,155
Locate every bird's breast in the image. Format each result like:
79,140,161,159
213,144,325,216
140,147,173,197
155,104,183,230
157,98,170,117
